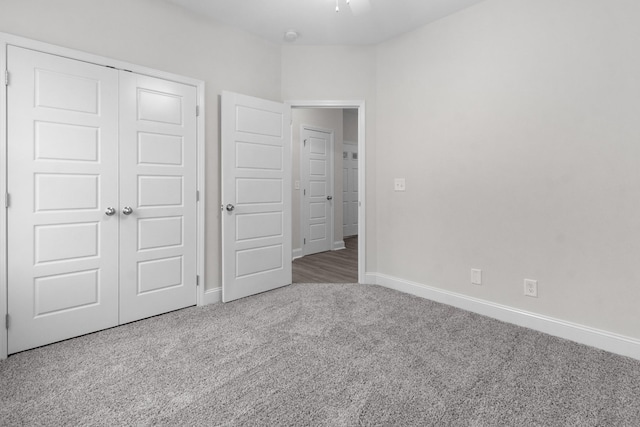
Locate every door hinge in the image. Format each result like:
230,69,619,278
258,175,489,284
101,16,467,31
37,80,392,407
196,190,200,202
5,314,9,329
196,105,200,117
4,70,8,86
304,238,306,245
303,189,306,196
196,275,200,287
5,193,9,208
303,139,307,146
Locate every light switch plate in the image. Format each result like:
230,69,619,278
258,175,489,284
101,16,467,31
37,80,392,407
294,181,300,190
471,269,482,285
394,178,406,191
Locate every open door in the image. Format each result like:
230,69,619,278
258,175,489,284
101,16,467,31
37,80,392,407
221,92,292,302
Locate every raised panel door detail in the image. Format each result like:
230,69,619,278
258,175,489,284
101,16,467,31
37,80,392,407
309,159,326,177
236,106,282,137
35,174,99,211
343,168,348,192
138,217,183,251
236,212,283,241
236,245,283,278
309,138,326,155
236,178,282,205
35,222,99,264
138,133,183,166
35,69,99,114
34,270,99,316
137,256,183,294
236,142,283,170
310,202,326,220
35,122,99,162
309,224,326,242
309,182,326,198
138,176,183,207
343,202,348,226
137,89,182,125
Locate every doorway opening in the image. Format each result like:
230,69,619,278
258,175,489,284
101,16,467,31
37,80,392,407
288,103,365,284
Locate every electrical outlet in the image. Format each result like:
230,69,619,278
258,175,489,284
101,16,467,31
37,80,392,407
471,268,482,285
524,279,538,298
294,181,300,190
394,178,406,192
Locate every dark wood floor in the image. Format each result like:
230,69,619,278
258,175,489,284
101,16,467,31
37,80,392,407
292,236,358,283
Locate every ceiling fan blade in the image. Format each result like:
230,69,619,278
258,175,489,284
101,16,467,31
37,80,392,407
349,0,371,16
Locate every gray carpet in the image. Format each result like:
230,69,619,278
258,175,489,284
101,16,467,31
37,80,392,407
1,283,639,426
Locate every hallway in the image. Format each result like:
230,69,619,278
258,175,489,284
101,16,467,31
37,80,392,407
292,236,358,283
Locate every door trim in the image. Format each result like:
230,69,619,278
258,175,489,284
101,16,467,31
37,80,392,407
287,101,366,285
300,125,334,257
0,32,207,360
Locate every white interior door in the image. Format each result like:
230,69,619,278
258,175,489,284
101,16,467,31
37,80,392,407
301,127,333,256
118,71,198,323
342,142,358,237
221,91,291,302
7,46,119,353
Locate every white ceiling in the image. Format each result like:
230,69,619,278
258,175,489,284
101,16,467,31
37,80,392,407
166,0,487,45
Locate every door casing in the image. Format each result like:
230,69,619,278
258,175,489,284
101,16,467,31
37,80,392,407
0,32,207,360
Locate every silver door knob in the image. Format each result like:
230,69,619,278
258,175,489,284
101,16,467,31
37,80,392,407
122,206,133,215
226,204,235,212
105,207,116,216
327,196,333,201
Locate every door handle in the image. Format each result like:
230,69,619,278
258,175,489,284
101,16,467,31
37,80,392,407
226,204,235,212
122,206,133,215
105,207,116,216
327,196,333,201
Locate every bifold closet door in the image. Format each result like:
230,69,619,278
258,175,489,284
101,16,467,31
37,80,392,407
7,46,119,354
118,72,198,323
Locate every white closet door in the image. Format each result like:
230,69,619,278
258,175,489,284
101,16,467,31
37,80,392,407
118,71,198,323
221,91,291,302
7,46,119,354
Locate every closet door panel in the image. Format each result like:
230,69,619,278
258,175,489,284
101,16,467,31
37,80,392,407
7,46,119,354
118,71,197,324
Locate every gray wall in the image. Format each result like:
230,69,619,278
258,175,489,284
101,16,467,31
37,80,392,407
375,0,640,339
343,109,358,143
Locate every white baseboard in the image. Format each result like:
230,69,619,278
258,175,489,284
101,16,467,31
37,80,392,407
292,248,303,260
369,273,640,361
364,273,378,285
203,287,222,305
333,240,346,251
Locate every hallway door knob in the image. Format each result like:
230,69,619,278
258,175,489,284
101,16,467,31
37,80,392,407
122,206,133,215
226,204,235,212
105,207,116,216
327,196,333,201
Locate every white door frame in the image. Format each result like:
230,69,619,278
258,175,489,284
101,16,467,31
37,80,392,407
287,101,366,285
0,32,207,360
300,125,334,257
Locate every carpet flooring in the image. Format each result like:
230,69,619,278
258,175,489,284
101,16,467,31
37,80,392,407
1,283,639,426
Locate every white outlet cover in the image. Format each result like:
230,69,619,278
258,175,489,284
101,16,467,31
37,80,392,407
524,279,538,297
394,178,406,191
294,181,300,190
